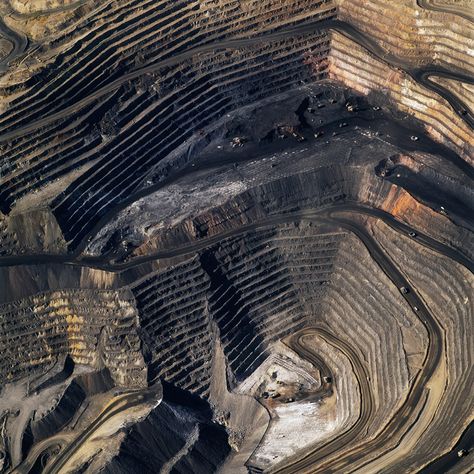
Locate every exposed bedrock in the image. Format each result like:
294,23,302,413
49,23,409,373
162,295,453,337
369,219,473,472
30,379,85,443
0,288,146,388
101,384,231,474
0,0,470,256
0,0,472,472
109,160,472,265
115,220,432,471
243,334,360,470
328,30,473,162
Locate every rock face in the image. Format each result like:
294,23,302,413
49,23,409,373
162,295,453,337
0,1,472,473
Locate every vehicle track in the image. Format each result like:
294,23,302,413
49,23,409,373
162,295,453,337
259,327,373,473
269,214,444,473
0,17,27,71
2,206,469,472
245,342,333,473
0,17,471,142
417,0,474,24
0,203,472,275
62,113,472,258
1,2,471,471
12,386,161,474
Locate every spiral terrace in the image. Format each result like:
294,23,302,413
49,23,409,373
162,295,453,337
0,1,472,473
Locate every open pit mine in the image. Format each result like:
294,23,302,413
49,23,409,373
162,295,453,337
0,0,473,473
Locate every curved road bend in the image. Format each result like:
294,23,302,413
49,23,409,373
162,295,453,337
11,388,158,474
270,215,444,473
2,208,466,471
285,330,335,397
0,18,27,71
0,203,472,275
325,22,474,129
13,438,66,474
71,204,474,274
333,204,474,272
9,389,154,474
265,327,373,473
64,111,472,258
413,68,474,128
245,331,335,473
42,386,160,474
0,18,472,142
417,0,474,24
6,1,88,20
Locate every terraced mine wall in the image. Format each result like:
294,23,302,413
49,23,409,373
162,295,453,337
330,0,474,161
0,0,472,472
128,164,472,262
328,30,473,161
370,219,473,473
30,380,86,442
0,289,146,388
101,394,231,474
0,0,336,250
0,0,471,257
131,256,215,394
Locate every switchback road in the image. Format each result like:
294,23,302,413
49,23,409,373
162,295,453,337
3,205,470,472
12,386,160,474
271,327,373,472
270,214,445,473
